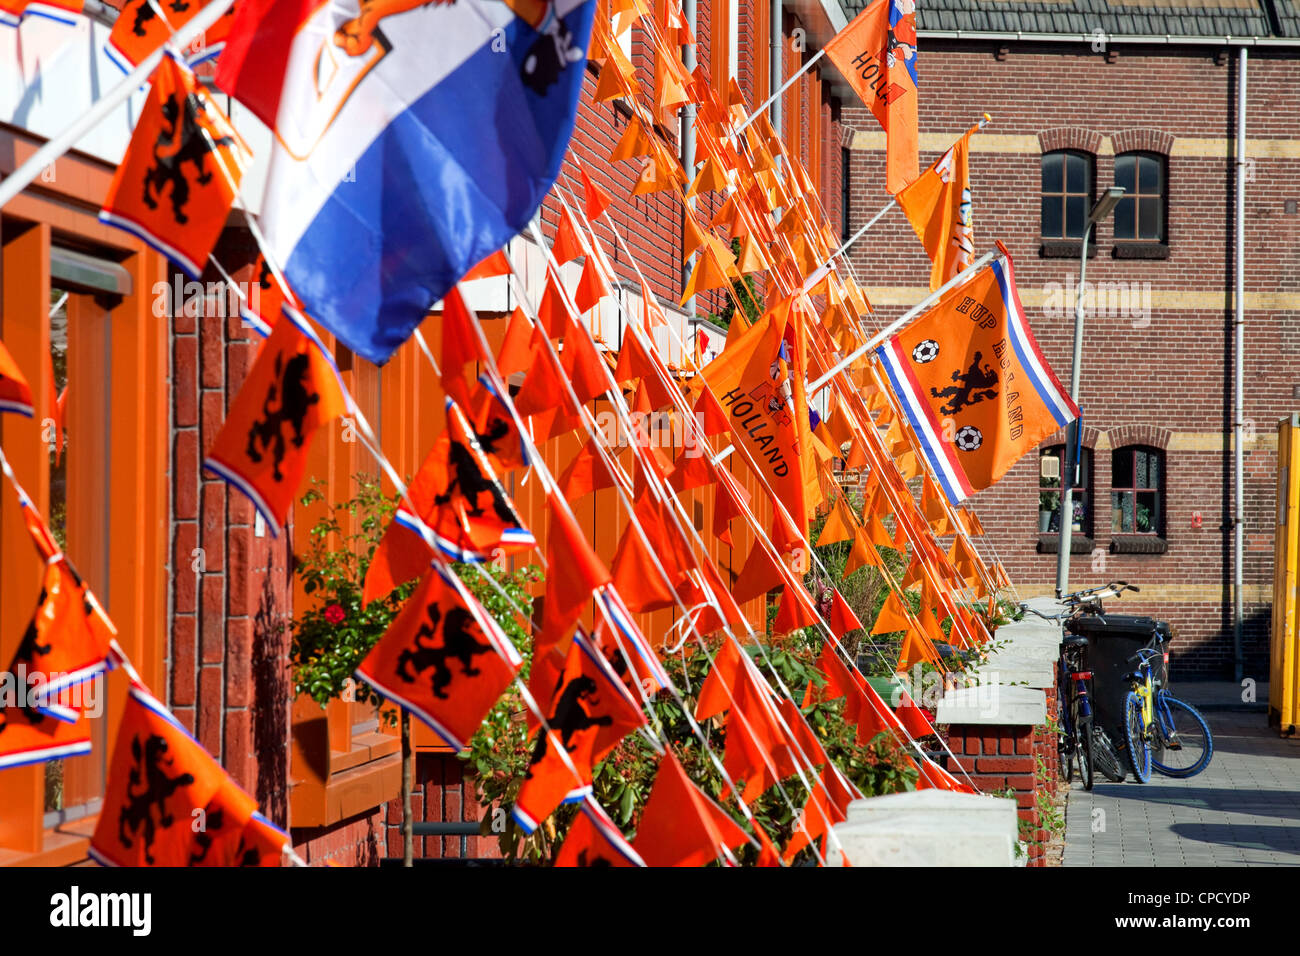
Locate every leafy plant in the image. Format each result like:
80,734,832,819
706,238,762,331
289,476,417,715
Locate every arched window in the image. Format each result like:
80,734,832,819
1039,445,1093,538
1111,445,1165,535
1113,152,1166,242
1040,150,1094,240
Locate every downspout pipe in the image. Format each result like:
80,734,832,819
681,0,697,317
1233,48,1247,682
770,0,783,142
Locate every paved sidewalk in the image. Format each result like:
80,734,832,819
1063,699,1300,867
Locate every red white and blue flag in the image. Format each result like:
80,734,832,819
876,252,1079,505
216,0,595,364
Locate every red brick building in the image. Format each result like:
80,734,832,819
843,0,1300,679
0,0,858,864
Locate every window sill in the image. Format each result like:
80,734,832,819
1040,240,1097,259
0,814,97,867
1112,242,1169,260
1110,534,1168,554
1037,534,1094,554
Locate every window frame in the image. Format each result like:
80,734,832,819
1038,444,1094,540
1112,151,1169,256
1039,149,1096,243
1110,444,1166,538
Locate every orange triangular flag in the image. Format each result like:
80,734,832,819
872,592,912,636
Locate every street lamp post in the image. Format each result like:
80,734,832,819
1055,186,1126,598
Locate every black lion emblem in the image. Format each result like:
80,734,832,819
395,602,496,700
131,0,191,37
119,734,195,865
245,352,320,482
434,437,516,523
929,351,999,416
141,92,235,225
525,675,613,779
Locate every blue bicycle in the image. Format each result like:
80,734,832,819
1122,645,1214,782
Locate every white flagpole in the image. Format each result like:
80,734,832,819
0,0,235,210
736,48,826,134
807,248,997,394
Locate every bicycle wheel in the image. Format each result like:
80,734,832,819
1091,726,1126,782
1151,694,1214,779
1058,731,1073,784
1076,716,1095,791
1124,691,1151,783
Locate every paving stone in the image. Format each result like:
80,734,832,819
1063,711,1300,867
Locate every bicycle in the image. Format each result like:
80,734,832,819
1121,645,1214,782
1022,584,1131,786
1057,634,1096,790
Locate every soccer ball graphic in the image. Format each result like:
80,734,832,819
954,425,983,451
911,339,939,364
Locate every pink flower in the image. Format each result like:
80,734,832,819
324,604,346,625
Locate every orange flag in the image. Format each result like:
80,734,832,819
829,589,866,636
579,165,613,222
7,556,118,714
823,0,918,194
702,309,813,546
875,250,1079,504
783,767,851,863
496,307,536,378
512,632,646,833
239,254,295,337
0,337,33,417
694,639,743,722
553,208,585,264
632,751,751,867
609,519,676,613
357,564,522,750
105,0,237,71
461,249,512,281
542,495,612,643
573,254,612,314
554,796,646,867
557,437,618,501
99,53,249,278
897,125,978,290
90,685,230,866
363,397,535,603
204,307,349,531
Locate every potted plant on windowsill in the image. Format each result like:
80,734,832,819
1038,491,1058,533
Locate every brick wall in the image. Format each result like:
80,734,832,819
169,235,295,830
845,42,1300,677
381,754,505,862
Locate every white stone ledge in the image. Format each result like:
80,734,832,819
830,791,1020,867
935,684,1048,726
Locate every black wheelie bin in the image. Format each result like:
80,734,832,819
1064,614,1172,752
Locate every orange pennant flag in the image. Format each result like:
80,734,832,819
203,308,349,532
543,495,613,642
823,0,919,194
496,307,536,378
898,125,978,290
632,751,751,867
554,796,646,866
90,685,234,866
871,591,913,636
357,564,522,750
553,208,586,265
580,165,613,222
573,254,612,314
100,54,249,278
513,632,646,833
462,249,512,281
